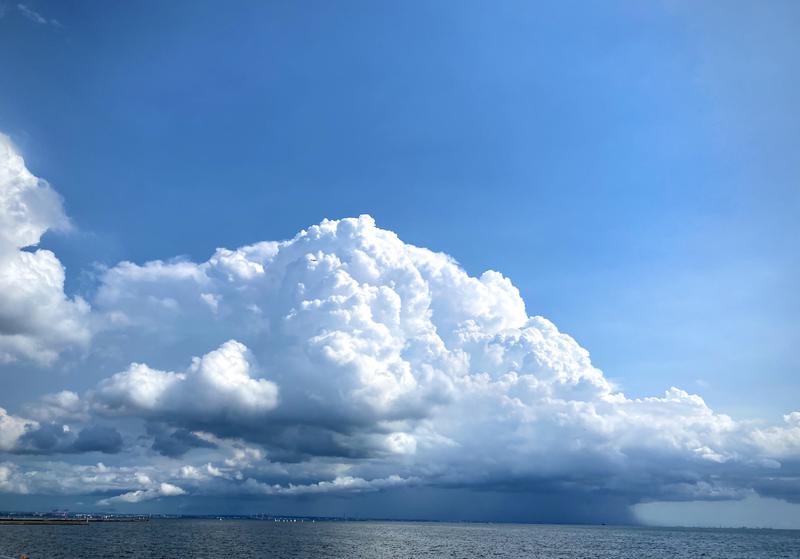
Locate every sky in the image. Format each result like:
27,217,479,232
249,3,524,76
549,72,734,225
0,0,798,527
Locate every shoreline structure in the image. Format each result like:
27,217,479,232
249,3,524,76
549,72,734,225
0,517,149,525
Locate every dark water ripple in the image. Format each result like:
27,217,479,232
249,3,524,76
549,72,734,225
0,520,798,559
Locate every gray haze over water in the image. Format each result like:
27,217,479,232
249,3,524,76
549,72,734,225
1,520,798,559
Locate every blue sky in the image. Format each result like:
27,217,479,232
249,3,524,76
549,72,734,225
0,1,798,525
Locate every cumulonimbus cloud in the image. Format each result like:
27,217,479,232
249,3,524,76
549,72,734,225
81,215,800,506
0,132,799,516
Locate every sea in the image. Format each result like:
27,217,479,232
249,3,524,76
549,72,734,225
1,519,798,558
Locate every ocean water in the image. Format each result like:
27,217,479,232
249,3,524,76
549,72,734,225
1,520,798,559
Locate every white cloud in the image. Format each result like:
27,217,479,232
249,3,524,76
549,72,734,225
92,340,279,423
0,407,36,451
0,461,165,497
82,216,800,504
98,482,186,506
0,463,28,493
243,474,413,496
26,391,88,423
1,210,799,512
749,412,800,458
0,134,90,365
179,463,226,481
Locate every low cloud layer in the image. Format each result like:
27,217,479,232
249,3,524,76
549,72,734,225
0,135,798,520
97,482,186,506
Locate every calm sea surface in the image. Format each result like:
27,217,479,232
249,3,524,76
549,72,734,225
0,520,798,558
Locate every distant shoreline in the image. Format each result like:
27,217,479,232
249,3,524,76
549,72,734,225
0,518,149,525
0,515,795,531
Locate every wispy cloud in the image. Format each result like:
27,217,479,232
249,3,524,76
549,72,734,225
17,3,61,27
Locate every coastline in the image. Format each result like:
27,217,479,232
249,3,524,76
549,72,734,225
0,518,149,525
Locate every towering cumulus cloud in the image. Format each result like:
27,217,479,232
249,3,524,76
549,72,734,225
0,139,798,520
85,216,800,512
0,135,89,364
